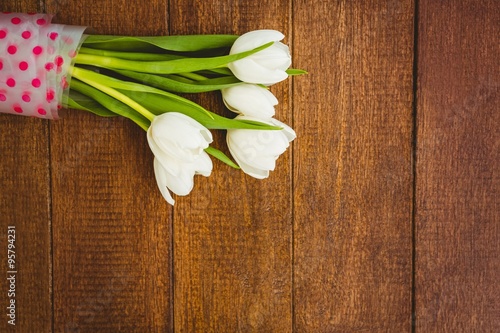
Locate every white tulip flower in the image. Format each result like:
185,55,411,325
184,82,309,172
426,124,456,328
228,30,291,85
226,116,296,179
147,112,213,204
221,83,278,119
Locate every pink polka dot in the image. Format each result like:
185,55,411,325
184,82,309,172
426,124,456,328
0,29,6,39
38,108,47,115
7,45,17,55
22,94,31,102
32,78,41,88
0,61,3,70
19,61,29,71
22,30,31,39
13,105,23,113
11,17,21,25
49,32,58,40
63,36,74,45
33,46,43,55
36,18,47,25
46,89,55,102
61,77,69,89
45,62,54,71
47,46,55,55
68,49,77,58
0,94,6,102
55,56,64,67
6,78,15,87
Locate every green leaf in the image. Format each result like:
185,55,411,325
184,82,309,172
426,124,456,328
118,89,281,130
205,68,234,76
82,35,238,52
205,147,240,169
113,69,242,93
286,68,308,76
71,67,212,119
74,41,273,75
69,79,150,130
70,67,281,131
78,47,185,61
67,90,117,117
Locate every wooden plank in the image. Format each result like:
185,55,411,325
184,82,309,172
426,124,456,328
415,1,499,331
0,119,52,332
292,1,415,331
0,2,52,332
169,0,293,331
46,2,173,331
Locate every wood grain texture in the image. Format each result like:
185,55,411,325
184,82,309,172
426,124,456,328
0,2,51,333
292,1,415,331
415,1,500,331
2,0,499,331
169,0,293,332
0,120,51,333
46,1,172,332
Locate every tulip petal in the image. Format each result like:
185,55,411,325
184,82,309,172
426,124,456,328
150,113,212,162
148,112,214,203
230,149,270,179
230,30,285,54
153,158,175,205
226,115,295,179
270,118,297,142
147,127,183,175
251,43,291,69
166,168,195,196
194,152,213,177
248,154,278,171
228,30,291,85
228,58,289,85
165,151,212,196
221,84,277,118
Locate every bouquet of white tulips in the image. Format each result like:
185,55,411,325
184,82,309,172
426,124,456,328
0,12,305,205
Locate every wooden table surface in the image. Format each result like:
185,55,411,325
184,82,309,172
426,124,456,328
1,0,498,332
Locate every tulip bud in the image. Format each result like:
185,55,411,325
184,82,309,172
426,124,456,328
147,112,213,204
228,30,291,85
226,116,295,179
221,83,278,119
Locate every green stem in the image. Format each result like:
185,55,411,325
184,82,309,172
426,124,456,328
78,47,184,61
69,79,150,131
176,72,207,81
71,67,156,121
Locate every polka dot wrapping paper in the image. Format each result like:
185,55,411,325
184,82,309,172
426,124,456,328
0,12,86,119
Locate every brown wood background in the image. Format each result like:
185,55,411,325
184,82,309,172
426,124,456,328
0,0,498,332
